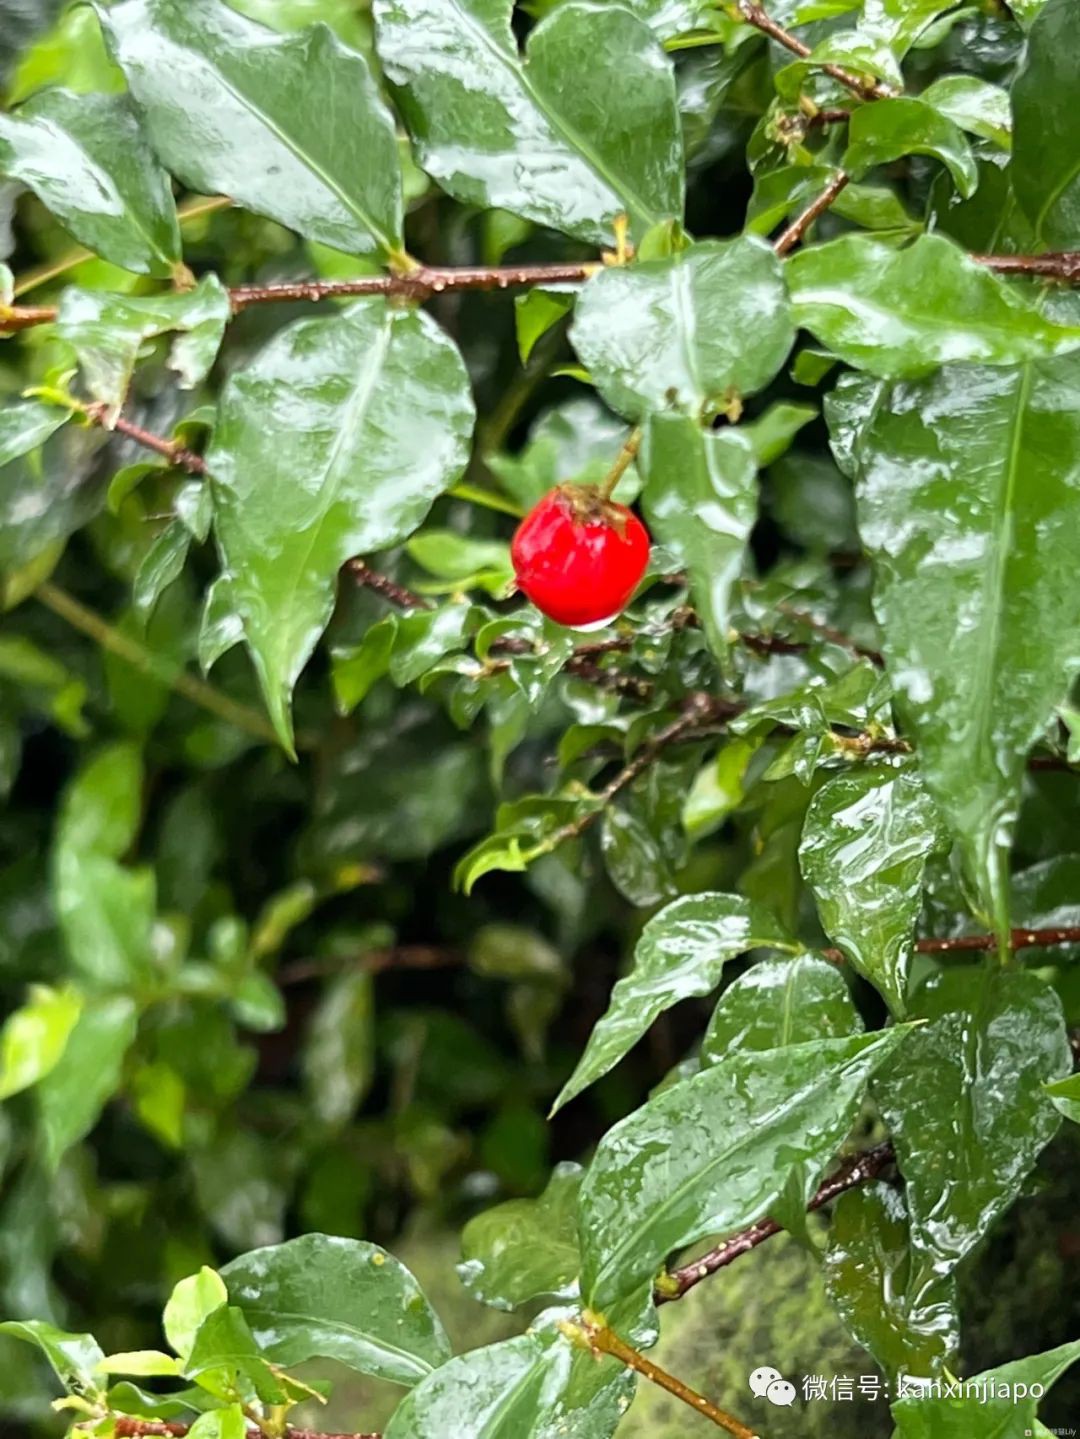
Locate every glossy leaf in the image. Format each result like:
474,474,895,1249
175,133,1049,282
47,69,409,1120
837,356,1080,928
823,1182,957,1381
36,997,138,1171
920,75,1011,149
0,400,71,470
1012,0,1080,248
164,1270,225,1362
748,165,920,238
875,969,1069,1279
207,300,474,751
99,0,403,257
375,0,683,244
572,237,794,422
642,415,758,660
221,1234,451,1386
799,765,942,1016
57,276,229,417
459,1162,582,1311
787,234,1080,379
552,891,794,1115
579,1026,911,1308
184,1303,283,1403
0,985,82,1101
0,88,179,275
1046,1071,1080,1124
892,1339,1080,1437
843,98,978,199
701,953,860,1063
0,1320,106,1395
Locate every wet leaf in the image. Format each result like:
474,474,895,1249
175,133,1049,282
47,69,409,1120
701,953,860,1063
843,97,978,199
1012,0,1080,248
892,1339,1080,1437
458,1162,582,1311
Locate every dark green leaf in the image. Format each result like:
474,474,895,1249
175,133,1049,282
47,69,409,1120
702,953,860,1063
99,0,404,257
184,1303,284,1404
875,969,1069,1278
458,1162,582,1310
838,356,1080,928
642,415,758,660
375,0,683,244
0,89,179,275
0,410,106,575
0,400,71,469
579,1026,911,1308
920,76,1011,149
749,166,920,237
221,1233,451,1386
552,891,794,1114
208,300,474,750
1012,0,1080,248
572,238,794,422
36,996,138,1171
891,1339,1080,1437
843,98,978,199
788,235,1080,379
799,765,942,1016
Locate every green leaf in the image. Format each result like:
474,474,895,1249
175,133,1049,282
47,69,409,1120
859,0,964,55
375,0,683,245
875,969,1069,1279
57,741,143,857
571,238,794,421
188,1409,246,1439
642,415,758,660
787,234,1080,379
837,356,1080,929
302,969,374,1128
97,1351,181,1378
184,1303,284,1404
221,1233,451,1386
799,765,942,1016
579,1026,911,1309
207,300,474,751
0,400,71,469
843,97,978,199
1012,0,1080,248
99,0,404,257
1046,1071,1080,1124
0,89,179,275
920,76,1011,149
742,401,817,467
823,1182,957,1381
0,985,82,1101
36,996,138,1171
891,1339,1080,1437
0,1321,106,1397
701,954,860,1063
458,1162,582,1311
57,276,229,417
384,1324,634,1439
552,891,793,1114
748,164,921,238
0,415,105,576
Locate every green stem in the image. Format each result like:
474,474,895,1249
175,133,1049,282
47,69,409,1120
598,427,642,501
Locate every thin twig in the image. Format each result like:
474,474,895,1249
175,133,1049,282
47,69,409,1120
228,261,598,312
773,172,852,256
737,0,895,100
278,944,461,987
345,559,432,611
657,1143,896,1302
84,403,207,474
35,581,278,745
571,1317,761,1438
973,252,1080,283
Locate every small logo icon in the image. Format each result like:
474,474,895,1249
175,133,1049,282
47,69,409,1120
748,1365,798,1407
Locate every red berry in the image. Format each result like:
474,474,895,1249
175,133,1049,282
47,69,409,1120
511,485,651,629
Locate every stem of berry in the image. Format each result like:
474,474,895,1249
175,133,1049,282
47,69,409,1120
598,427,642,501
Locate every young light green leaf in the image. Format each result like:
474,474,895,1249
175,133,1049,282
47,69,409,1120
57,276,229,417
0,89,179,275
788,234,1080,379
0,1321,106,1396
1012,0,1080,248
701,954,861,1064
188,1409,246,1439
99,0,403,257
207,299,474,752
221,1234,451,1386
641,415,758,660
36,996,138,1171
184,1303,284,1403
163,1267,228,1362
838,356,1080,931
823,1183,958,1382
892,1339,1080,1437
458,1162,582,1311
0,985,82,1101
375,0,683,245
579,1026,911,1309
875,970,1069,1280
572,237,794,422
552,891,794,1114
799,765,942,1016
97,1351,181,1377
843,97,978,199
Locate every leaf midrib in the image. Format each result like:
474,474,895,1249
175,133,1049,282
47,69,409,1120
242,1302,437,1380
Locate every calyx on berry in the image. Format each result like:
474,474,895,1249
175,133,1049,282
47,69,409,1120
511,483,651,630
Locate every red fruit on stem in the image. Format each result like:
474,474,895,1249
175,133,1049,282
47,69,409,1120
511,485,651,629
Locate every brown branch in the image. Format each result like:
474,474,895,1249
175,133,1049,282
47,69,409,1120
344,559,432,611
973,252,1080,283
228,261,599,312
571,1318,760,1438
84,402,207,474
773,171,852,256
278,944,461,987
738,0,895,100
657,1141,896,1303
115,1424,378,1439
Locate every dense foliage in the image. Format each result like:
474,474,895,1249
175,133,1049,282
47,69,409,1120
3,0,1080,1435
